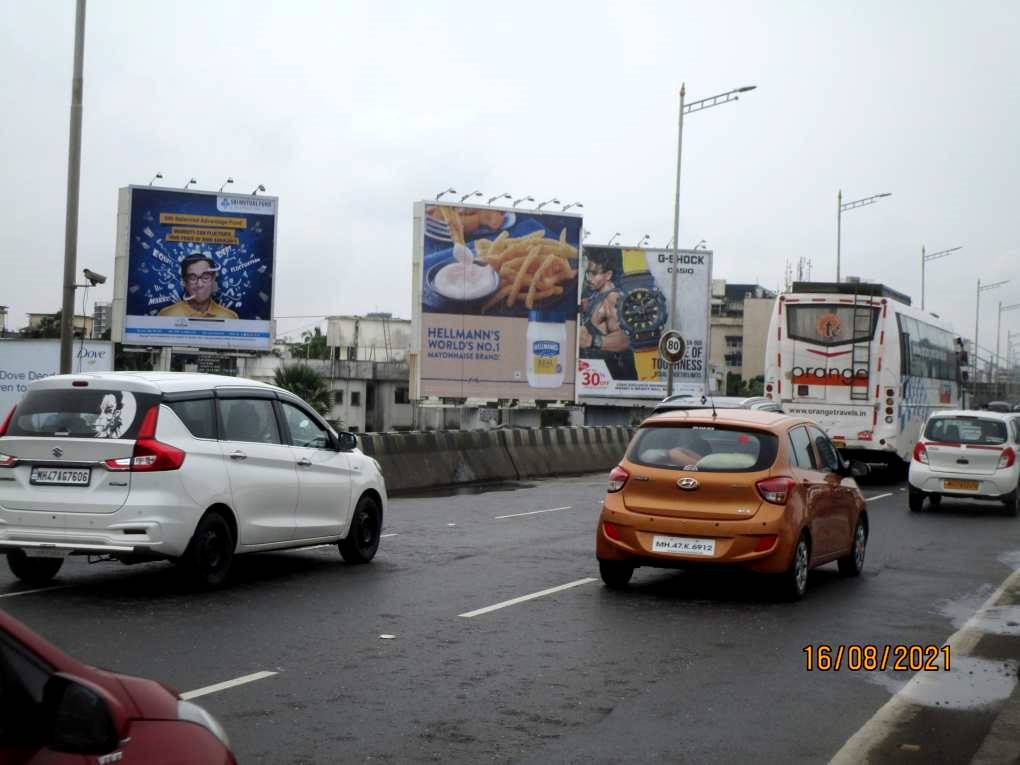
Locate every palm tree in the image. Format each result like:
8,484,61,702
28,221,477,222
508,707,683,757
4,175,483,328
274,364,332,415
291,326,330,360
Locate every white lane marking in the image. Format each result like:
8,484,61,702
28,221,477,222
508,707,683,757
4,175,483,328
180,670,278,700
830,566,1020,763
460,578,597,618
865,493,894,502
494,506,572,520
381,533,398,538
0,585,74,599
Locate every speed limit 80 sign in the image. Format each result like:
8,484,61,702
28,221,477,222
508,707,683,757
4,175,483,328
658,330,686,363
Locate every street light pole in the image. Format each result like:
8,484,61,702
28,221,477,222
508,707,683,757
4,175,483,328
59,0,87,374
835,191,892,284
921,245,962,311
667,82,756,396
976,279,1009,385
995,302,1020,378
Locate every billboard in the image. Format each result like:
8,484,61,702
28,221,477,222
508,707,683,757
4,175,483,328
577,247,711,399
413,202,581,399
113,186,277,351
0,339,114,413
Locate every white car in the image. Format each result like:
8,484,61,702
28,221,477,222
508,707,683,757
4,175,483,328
908,409,1020,515
0,372,387,587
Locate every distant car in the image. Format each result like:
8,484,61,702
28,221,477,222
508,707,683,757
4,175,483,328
908,410,1020,514
596,409,869,599
0,372,387,587
0,610,235,764
984,401,1011,413
651,394,783,414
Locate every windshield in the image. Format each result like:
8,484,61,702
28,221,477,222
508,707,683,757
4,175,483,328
628,425,778,472
6,389,160,439
925,416,1008,445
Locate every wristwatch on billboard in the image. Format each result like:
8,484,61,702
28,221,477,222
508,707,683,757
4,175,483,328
617,249,669,381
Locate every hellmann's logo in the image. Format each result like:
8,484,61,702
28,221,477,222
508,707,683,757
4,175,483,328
791,366,869,387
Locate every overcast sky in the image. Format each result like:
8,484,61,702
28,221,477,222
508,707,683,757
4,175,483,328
2,0,1018,356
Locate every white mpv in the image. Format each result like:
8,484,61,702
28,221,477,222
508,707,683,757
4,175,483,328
0,372,388,587
908,410,1020,515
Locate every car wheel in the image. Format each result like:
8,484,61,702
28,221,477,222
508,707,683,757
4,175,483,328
837,520,867,577
908,487,926,512
339,495,381,564
1002,489,1020,517
181,512,235,588
599,559,635,589
6,551,63,585
779,534,810,601
929,494,942,510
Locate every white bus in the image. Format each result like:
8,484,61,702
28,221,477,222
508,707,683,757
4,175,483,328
763,281,964,468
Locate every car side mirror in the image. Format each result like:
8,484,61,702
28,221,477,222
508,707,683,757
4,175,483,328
337,432,358,452
43,674,124,755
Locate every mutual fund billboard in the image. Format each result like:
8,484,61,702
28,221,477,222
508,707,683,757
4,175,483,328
113,186,277,351
577,246,711,399
412,202,581,399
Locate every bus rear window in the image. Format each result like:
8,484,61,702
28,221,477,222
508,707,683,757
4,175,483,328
787,305,880,347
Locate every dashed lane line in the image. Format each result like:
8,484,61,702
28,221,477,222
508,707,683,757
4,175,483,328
0,585,75,599
494,506,572,520
460,578,597,618
865,493,894,502
180,671,279,700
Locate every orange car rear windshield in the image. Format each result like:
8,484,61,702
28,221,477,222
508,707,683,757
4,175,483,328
925,417,1007,445
628,425,779,472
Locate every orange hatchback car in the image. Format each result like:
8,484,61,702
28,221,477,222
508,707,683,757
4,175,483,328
596,410,870,599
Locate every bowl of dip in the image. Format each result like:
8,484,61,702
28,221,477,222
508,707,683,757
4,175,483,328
425,255,500,311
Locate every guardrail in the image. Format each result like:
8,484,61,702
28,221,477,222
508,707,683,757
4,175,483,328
358,427,634,493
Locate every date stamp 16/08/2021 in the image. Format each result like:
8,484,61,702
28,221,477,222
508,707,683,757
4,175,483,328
803,644,951,672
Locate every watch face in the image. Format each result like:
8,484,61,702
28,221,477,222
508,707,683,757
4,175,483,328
620,287,667,335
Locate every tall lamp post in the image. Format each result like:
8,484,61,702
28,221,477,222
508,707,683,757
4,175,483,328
996,301,1020,379
669,82,756,396
608,232,622,246
836,190,891,283
921,245,962,310
976,279,1009,385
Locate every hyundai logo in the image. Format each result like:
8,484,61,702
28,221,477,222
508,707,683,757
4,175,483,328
52,447,63,458
677,477,699,491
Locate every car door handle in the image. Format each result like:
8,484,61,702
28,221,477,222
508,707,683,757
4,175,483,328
296,457,312,467
229,450,247,460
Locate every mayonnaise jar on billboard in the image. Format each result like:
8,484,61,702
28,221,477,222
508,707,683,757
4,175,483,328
112,187,277,351
412,202,581,399
577,247,711,399
764,281,963,466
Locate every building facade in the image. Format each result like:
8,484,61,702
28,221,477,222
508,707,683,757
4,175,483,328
708,282,777,391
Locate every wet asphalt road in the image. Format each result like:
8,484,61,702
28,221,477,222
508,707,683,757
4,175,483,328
3,473,1020,763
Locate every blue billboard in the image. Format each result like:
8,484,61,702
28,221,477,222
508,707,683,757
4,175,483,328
115,186,277,350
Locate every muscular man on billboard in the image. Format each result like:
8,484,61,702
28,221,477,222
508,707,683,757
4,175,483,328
158,253,239,319
578,249,637,380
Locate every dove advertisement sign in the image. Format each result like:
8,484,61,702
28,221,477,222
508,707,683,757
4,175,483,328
113,186,277,351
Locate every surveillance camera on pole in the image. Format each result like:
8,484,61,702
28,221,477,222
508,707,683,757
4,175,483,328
82,268,107,286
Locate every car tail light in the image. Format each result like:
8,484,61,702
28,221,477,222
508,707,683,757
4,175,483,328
0,453,16,468
607,465,629,493
998,447,1016,470
913,442,929,464
753,534,778,552
756,476,795,505
104,405,185,472
0,406,15,437
602,521,622,541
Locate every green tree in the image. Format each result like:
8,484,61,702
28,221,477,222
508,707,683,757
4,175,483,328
290,326,330,360
21,311,63,339
274,363,332,415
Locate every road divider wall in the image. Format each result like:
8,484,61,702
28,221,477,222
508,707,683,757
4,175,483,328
359,427,635,493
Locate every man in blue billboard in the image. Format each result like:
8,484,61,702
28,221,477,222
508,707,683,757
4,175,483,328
158,253,239,319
